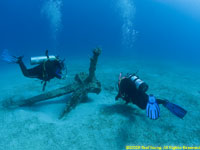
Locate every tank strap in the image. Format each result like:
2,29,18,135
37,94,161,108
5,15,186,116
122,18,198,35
42,60,48,80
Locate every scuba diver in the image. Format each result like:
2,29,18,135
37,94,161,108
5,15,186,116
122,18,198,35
1,49,66,91
115,73,187,120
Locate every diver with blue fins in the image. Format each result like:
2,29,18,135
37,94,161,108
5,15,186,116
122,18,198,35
2,49,66,91
116,73,187,120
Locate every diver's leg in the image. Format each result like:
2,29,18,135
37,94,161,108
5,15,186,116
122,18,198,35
18,59,42,78
136,99,148,110
136,98,167,110
157,99,168,105
133,93,149,110
17,59,30,77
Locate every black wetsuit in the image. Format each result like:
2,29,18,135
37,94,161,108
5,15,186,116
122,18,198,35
18,59,62,81
116,77,166,109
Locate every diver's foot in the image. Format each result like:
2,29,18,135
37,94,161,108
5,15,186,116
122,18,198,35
15,56,24,64
125,101,129,104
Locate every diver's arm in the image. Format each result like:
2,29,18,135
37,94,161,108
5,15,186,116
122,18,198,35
55,68,62,79
115,92,121,100
115,82,123,100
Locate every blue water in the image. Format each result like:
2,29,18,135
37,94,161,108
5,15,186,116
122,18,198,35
1,0,200,62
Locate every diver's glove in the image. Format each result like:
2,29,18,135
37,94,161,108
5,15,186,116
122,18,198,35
146,95,160,120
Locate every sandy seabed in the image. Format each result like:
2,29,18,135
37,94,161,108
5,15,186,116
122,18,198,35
0,57,200,150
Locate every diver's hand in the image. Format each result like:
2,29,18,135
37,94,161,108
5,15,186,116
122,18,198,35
61,76,66,80
115,95,119,101
146,95,160,120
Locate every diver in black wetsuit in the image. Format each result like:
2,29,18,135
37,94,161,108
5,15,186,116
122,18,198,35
115,73,187,120
2,50,66,91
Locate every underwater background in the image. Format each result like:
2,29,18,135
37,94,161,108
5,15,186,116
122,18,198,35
1,0,200,61
0,0,200,149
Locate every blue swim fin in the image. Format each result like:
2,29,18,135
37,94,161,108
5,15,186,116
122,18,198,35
1,49,23,64
163,101,187,119
1,49,17,63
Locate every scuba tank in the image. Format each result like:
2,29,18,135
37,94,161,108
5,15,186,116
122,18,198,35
130,75,148,93
30,55,57,65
